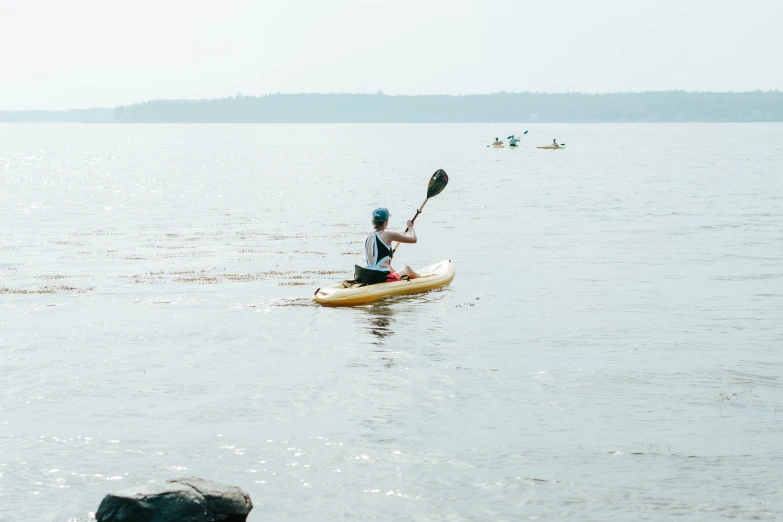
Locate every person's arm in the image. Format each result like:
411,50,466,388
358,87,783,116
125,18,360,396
384,221,417,244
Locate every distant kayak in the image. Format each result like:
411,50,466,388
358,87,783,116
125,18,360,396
537,145,565,149
492,144,504,148
508,144,519,149
313,260,455,307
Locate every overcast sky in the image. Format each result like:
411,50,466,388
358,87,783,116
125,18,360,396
2,0,782,110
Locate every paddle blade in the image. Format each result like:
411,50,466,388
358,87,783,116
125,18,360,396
507,135,513,139
523,130,529,134
427,169,449,198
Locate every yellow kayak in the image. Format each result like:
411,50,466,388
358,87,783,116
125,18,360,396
492,143,504,148
313,260,456,307
537,145,564,149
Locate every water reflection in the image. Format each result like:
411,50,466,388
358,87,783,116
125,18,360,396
358,304,396,346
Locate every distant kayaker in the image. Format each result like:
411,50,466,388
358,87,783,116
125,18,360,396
365,208,420,281
492,137,503,146
509,135,519,147
552,138,559,147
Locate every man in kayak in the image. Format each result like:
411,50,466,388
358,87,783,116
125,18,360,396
552,138,559,147
508,135,520,147
492,137,503,146
365,207,420,282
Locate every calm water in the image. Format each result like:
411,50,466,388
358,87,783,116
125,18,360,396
1,123,782,521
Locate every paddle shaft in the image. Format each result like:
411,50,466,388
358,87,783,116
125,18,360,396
391,198,429,255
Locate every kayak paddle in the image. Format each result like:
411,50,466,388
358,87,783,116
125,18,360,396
392,169,448,255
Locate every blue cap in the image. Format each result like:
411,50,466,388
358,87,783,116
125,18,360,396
372,207,390,222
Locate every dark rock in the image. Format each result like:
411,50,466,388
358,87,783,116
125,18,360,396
171,477,253,522
96,477,253,522
95,482,207,522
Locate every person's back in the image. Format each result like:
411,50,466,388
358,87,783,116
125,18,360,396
509,136,519,146
365,230,393,272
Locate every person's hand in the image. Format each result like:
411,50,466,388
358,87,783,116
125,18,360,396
406,220,414,229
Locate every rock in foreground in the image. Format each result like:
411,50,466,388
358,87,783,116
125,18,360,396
96,477,253,522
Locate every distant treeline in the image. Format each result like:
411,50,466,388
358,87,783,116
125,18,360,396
0,108,114,123
3,92,783,123
114,91,783,123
